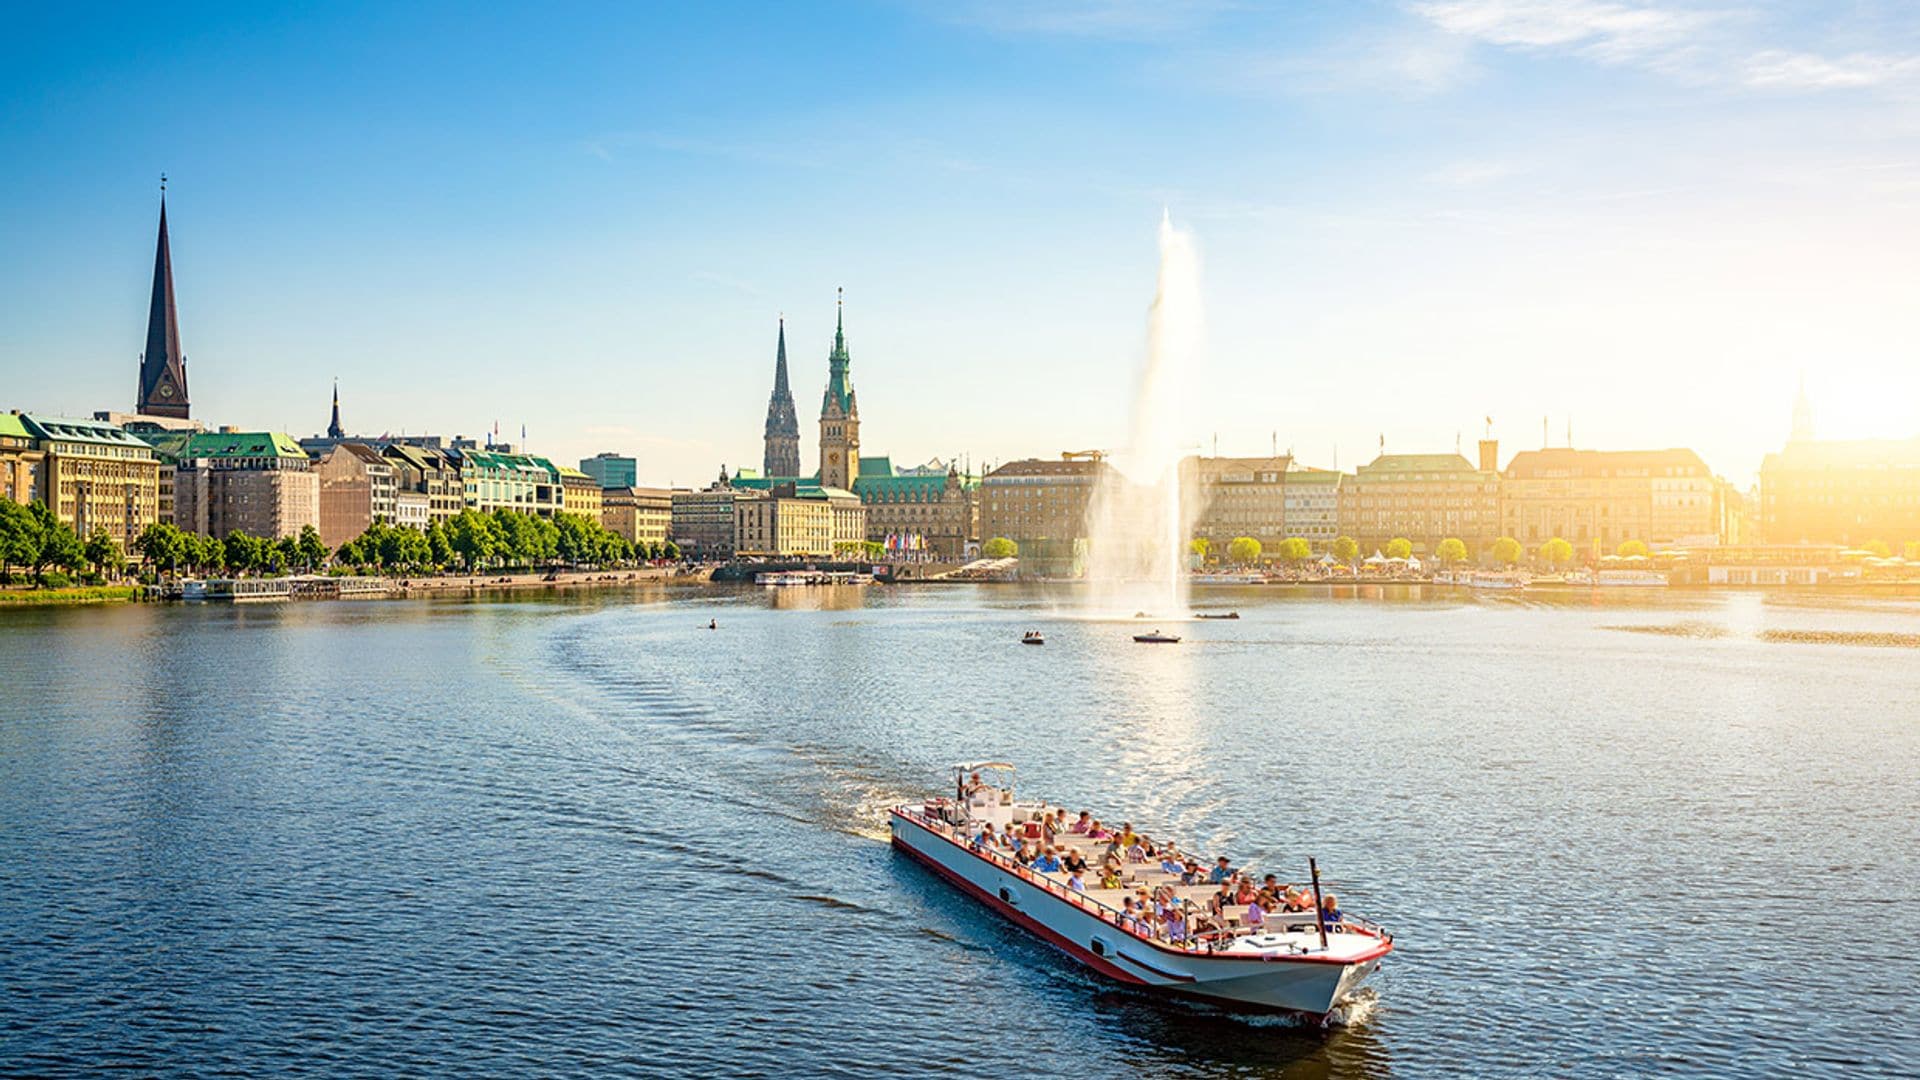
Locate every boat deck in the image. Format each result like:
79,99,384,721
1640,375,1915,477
941,795,1384,960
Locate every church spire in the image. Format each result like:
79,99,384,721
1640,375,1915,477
1791,374,1814,443
762,315,801,478
822,287,854,417
137,177,191,418
328,379,344,439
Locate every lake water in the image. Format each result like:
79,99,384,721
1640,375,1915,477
2,585,1916,1077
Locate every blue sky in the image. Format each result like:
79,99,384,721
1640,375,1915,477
3,1,1918,485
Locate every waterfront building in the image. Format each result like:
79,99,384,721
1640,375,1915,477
1500,447,1720,560
1282,467,1342,548
451,447,552,514
557,465,602,520
603,486,674,547
817,292,859,492
578,452,638,490
171,431,317,540
20,414,161,552
732,482,867,558
315,442,399,548
980,456,1109,576
671,470,748,559
383,443,463,523
1338,451,1500,557
136,194,191,419
394,490,430,530
853,457,979,560
0,412,46,506
1759,436,1920,546
1184,456,1291,555
762,318,802,480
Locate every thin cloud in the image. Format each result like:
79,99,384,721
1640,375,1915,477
1744,49,1920,90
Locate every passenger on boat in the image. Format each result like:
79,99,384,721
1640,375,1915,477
1285,886,1313,912
1125,840,1147,863
1321,893,1343,923
1165,906,1188,942
1066,871,1086,893
1070,811,1092,834
973,824,996,848
1209,856,1235,884
1062,850,1088,875
1158,853,1184,876
1031,848,1062,873
1180,861,1204,886
1087,820,1112,840
1118,823,1139,848
1099,865,1123,890
1118,897,1141,932
1245,897,1267,928
1233,877,1257,905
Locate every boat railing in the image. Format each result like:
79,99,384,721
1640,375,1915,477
898,806,1382,954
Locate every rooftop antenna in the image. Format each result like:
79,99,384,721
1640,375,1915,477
1542,415,1549,449
1566,415,1573,448
1455,431,1462,454
1212,432,1218,457
1271,431,1277,457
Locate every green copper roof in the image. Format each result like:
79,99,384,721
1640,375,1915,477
0,413,32,440
23,414,161,451
821,294,854,416
1285,468,1343,486
178,431,307,460
858,455,893,477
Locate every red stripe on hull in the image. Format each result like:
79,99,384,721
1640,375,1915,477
892,834,1149,985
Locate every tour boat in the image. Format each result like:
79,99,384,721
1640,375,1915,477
1193,572,1264,585
1468,570,1528,590
890,765,1393,1019
1132,631,1181,644
1594,569,1669,587
1021,631,1045,645
1193,611,1240,620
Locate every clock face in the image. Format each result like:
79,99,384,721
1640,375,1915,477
829,452,841,464
159,383,174,398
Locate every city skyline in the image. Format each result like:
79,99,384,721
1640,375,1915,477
5,3,1920,486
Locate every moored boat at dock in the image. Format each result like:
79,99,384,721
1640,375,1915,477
890,765,1392,1019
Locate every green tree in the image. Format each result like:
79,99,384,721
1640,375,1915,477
662,540,680,561
296,525,329,571
1540,537,1574,569
1492,536,1523,567
554,513,597,565
425,522,452,567
1863,538,1892,559
1385,537,1413,561
191,533,225,574
1227,536,1262,564
29,503,84,582
447,509,497,570
224,531,266,574
1277,536,1313,563
983,536,1018,558
134,521,186,576
1331,535,1359,565
0,500,44,581
84,529,125,579
1188,538,1210,560
1615,539,1649,558
1435,537,1468,565
1905,540,1920,562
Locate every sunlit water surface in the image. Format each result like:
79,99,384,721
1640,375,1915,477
2,585,1915,1077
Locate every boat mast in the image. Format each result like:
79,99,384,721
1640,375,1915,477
1309,856,1329,950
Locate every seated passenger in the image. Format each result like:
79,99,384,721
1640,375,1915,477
1159,854,1184,876
1066,871,1086,893
1087,820,1112,840
1062,851,1088,875
1125,840,1147,864
1284,886,1313,912
1070,811,1092,834
1233,878,1256,905
1165,906,1188,943
1030,848,1062,873
1099,865,1123,890
1321,893,1343,923
1244,897,1266,928
1119,897,1141,932
1118,823,1138,849
1208,856,1235,884
1180,861,1204,886
973,824,995,848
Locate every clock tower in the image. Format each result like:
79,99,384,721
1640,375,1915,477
137,185,191,419
818,289,859,491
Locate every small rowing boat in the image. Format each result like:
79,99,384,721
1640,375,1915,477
1132,631,1180,644
1021,631,1045,645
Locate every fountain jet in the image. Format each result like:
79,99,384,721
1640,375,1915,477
1083,213,1203,617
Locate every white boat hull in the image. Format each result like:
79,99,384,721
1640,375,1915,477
890,809,1389,1017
